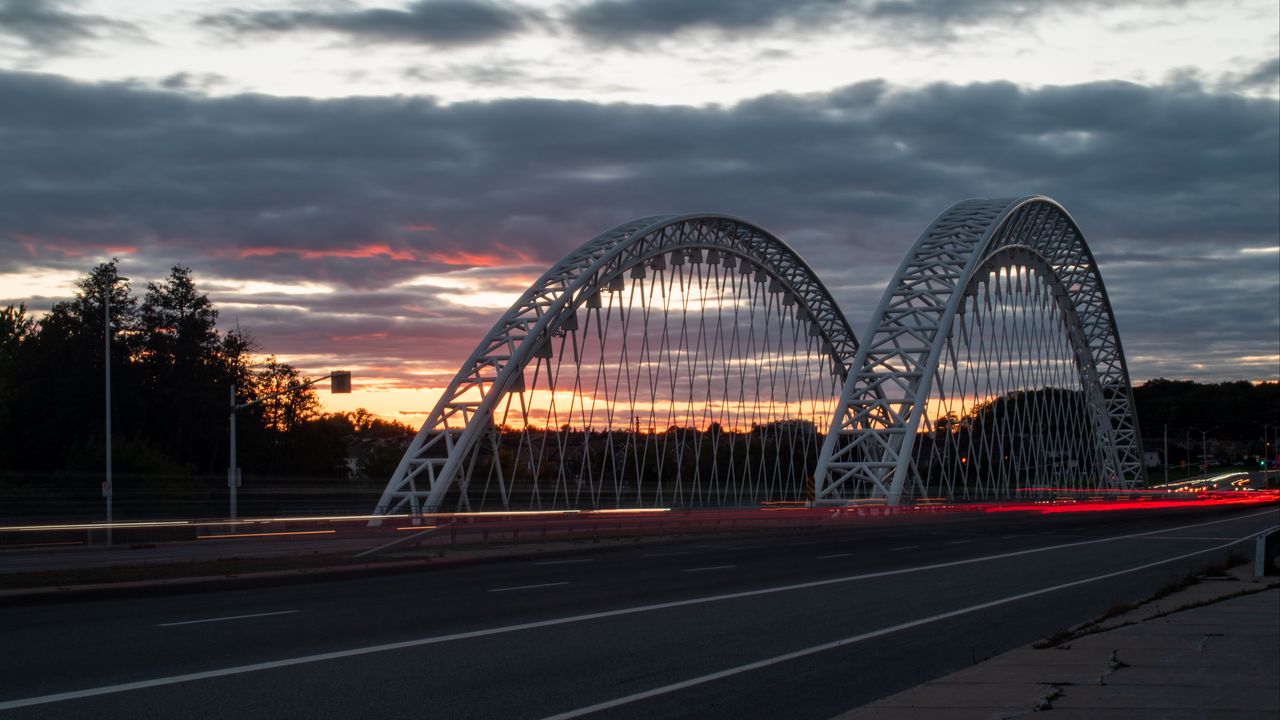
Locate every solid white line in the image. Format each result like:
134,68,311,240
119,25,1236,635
488,582,570,593
538,532,1267,720
157,611,298,628
949,540,972,545
816,553,851,560
534,559,595,566
1000,535,1018,539
889,545,919,551
683,565,736,573
0,509,1272,712
353,525,441,559
1134,535,1237,541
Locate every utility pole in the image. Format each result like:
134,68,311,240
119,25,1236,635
228,371,351,519
1199,428,1212,474
1163,424,1168,486
1184,429,1191,475
103,274,128,545
229,383,239,519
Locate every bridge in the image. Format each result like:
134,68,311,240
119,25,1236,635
373,195,1144,518
3,196,1276,720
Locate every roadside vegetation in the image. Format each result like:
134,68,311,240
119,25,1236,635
0,260,413,520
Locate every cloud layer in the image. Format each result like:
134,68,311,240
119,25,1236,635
201,0,534,47
0,0,139,54
1,69,1276,400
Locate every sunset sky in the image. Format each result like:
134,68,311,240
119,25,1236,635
2,0,1277,422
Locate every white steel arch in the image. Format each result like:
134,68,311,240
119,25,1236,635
814,196,1144,505
373,214,858,517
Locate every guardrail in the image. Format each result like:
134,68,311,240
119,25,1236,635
1254,526,1279,578
3,490,1277,551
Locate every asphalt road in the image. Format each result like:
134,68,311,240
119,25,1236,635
1,504,1276,719
0,534,385,574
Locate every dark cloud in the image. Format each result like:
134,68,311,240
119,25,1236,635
0,0,139,53
1221,56,1280,93
1,71,1275,385
565,0,1159,41
157,72,228,93
201,0,534,47
567,0,845,39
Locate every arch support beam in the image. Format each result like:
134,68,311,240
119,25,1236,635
372,214,859,519
814,196,1144,505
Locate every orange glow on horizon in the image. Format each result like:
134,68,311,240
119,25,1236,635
15,233,138,259
232,243,417,262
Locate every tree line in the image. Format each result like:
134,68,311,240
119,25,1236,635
0,260,412,501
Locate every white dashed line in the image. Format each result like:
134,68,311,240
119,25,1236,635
816,553,851,560
157,611,298,628
683,565,736,573
534,559,594,566
488,582,570,593
889,545,919,551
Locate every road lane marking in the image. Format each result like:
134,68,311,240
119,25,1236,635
534,559,594,566
157,611,298,628
1135,535,1236,541
354,524,443,558
816,553,851,560
538,531,1273,719
683,565,735,573
489,582,570,593
643,551,689,557
2,509,1272,712
949,540,972,545
1000,535,1018,539
889,545,919,551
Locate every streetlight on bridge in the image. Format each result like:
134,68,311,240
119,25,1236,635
227,370,352,519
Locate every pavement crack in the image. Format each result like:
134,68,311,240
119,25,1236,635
1094,649,1130,686
1197,632,1225,651
1029,684,1064,712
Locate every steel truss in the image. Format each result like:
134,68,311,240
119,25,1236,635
814,196,1144,505
373,215,859,517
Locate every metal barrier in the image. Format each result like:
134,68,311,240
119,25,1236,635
1254,526,1280,578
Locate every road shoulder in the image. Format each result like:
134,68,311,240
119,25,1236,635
834,565,1280,719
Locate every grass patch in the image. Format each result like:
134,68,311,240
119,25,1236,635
1033,549,1251,649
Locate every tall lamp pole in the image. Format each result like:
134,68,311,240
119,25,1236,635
1263,424,1275,469
1199,427,1215,474
1184,429,1191,473
227,371,351,519
103,275,128,545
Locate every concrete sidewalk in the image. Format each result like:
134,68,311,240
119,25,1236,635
836,569,1280,719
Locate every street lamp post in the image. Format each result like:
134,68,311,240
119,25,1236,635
103,275,128,545
1263,423,1275,468
1199,427,1214,474
227,371,351,519
1163,424,1168,486
1184,429,1192,473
